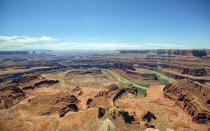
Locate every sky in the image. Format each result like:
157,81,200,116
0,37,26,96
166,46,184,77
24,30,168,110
0,0,210,50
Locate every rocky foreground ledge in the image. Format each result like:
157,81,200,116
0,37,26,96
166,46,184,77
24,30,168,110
163,79,210,124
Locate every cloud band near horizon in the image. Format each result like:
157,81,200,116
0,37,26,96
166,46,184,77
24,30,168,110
0,35,198,51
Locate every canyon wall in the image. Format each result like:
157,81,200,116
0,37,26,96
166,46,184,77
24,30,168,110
163,79,210,124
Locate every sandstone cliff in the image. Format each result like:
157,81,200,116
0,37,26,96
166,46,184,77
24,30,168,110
163,79,210,124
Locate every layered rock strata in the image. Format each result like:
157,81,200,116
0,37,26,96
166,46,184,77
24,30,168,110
163,79,210,124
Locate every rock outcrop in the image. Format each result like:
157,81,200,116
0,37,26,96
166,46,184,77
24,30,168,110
86,98,93,108
68,86,83,96
113,87,138,103
0,86,25,108
11,74,59,90
126,70,158,80
0,74,59,109
93,86,139,106
59,95,79,117
160,70,209,84
66,69,102,76
143,111,157,123
113,63,135,71
110,109,136,124
98,106,106,118
94,84,120,98
163,79,210,124
119,110,135,124
182,68,207,76
161,65,208,76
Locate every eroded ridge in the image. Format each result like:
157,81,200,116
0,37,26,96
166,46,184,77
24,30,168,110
164,79,210,124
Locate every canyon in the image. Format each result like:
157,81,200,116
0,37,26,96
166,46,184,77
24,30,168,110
0,50,209,131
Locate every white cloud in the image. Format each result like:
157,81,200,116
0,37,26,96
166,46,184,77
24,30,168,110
0,35,188,50
148,42,187,48
0,35,56,44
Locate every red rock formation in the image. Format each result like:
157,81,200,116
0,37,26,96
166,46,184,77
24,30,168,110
163,79,210,124
69,86,83,96
0,86,25,108
94,84,120,98
113,87,138,103
59,95,79,117
161,65,208,76
0,74,59,109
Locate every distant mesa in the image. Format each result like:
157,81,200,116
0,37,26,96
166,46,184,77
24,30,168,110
0,51,29,55
119,49,208,57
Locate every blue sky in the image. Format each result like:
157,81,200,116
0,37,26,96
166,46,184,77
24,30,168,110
0,0,210,50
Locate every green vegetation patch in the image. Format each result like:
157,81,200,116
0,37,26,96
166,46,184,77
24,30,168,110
103,69,148,95
136,68,175,84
